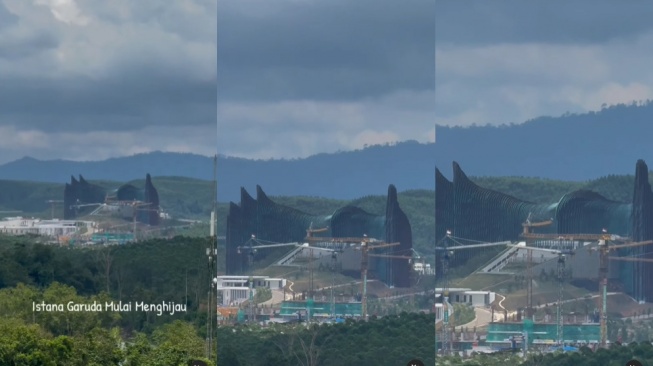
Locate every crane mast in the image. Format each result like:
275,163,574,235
438,232,452,356
556,253,565,346
521,228,653,348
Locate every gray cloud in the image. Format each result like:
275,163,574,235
218,89,435,159
0,124,217,164
436,1,653,46
215,0,653,161
434,1,653,129
0,0,217,140
216,0,435,159
218,0,435,102
435,42,653,127
0,1,17,28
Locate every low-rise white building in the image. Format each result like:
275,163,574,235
217,275,286,306
435,287,496,307
451,291,496,307
0,217,94,239
414,262,435,275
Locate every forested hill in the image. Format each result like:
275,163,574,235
0,102,652,201
435,102,653,181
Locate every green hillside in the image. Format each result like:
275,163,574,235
471,173,649,203
0,172,647,253
0,176,215,221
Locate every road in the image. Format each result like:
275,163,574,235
260,289,286,306
286,280,295,300
458,307,494,329
493,292,620,321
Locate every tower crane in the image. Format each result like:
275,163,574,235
237,236,340,322
437,231,453,356
130,202,159,241
304,233,401,321
588,235,653,347
306,222,328,238
356,236,400,321
508,242,574,345
521,226,653,348
45,200,64,219
330,249,338,318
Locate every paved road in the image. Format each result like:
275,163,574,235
260,289,286,306
493,292,621,322
458,307,493,329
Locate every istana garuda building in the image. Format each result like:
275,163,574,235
436,160,653,303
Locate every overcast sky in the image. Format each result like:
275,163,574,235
435,0,653,132
0,0,216,164
217,0,436,160
5,1,651,164
219,0,653,160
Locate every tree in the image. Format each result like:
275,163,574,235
0,317,74,366
0,283,39,321
123,332,152,366
73,327,124,366
151,320,206,362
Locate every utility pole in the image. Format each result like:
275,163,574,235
211,154,218,362
441,244,451,356
331,251,337,318
309,247,314,299
248,276,255,324
132,206,137,241
361,236,369,322
308,246,314,323
206,246,217,360
526,249,535,320
435,237,438,363
599,232,609,348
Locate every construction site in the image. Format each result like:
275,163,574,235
215,183,436,325
33,174,208,245
216,227,435,325
434,160,653,356
434,223,653,354
208,158,653,360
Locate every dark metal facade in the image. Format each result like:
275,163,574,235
436,160,653,302
225,184,413,288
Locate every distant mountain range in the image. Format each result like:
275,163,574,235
0,152,216,183
1,102,652,202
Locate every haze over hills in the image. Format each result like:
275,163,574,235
0,152,216,183
435,101,653,180
1,102,652,202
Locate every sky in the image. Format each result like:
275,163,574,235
5,1,652,165
217,0,436,160
219,0,653,160
0,0,217,164
435,0,653,133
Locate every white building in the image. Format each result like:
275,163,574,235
414,262,435,275
451,291,495,307
435,287,496,307
216,275,286,306
0,217,94,238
